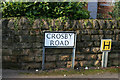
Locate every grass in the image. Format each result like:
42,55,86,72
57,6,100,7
20,67,120,76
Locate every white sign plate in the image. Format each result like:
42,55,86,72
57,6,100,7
45,32,75,47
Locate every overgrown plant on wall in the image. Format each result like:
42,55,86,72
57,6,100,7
1,2,90,20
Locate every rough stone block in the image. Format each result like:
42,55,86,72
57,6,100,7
13,43,22,49
21,63,41,69
66,61,78,68
67,61,72,68
82,35,90,41
114,29,120,34
105,35,115,40
3,62,21,69
7,19,15,29
98,30,104,34
79,61,87,67
75,20,82,29
91,35,103,41
112,46,120,50
12,49,22,56
97,20,105,29
19,35,31,42
112,20,118,29
32,19,41,29
46,55,56,61
2,49,12,56
32,42,43,48
109,53,119,59
76,47,90,53
81,29,90,35
85,20,93,29
91,47,100,53
2,42,14,49
110,60,119,66
97,54,102,60
46,48,72,54
18,17,30,29
56,62,66,68
30,29,41,36
36,36,44,42
45,62,56,69
76,34,81,41
71,20,79,30
94,41,100,46
75,55,85,60
21,56,34,62
32,49,42,56
78,20,86,29
106,20,112,29
76,43,84,48
116,35,119,41
29,36,37,42
22,43,32,49
82,48,90,52
22,49,32,55
94,60,101,66
119,35,120,41
77,41,93,47
90,30,99,35
112,41,119,47
18,30,30,35
2,19,9,30
54,20,64,30
114,60,120,66
93,20,100,29
59,55,71,61
86,54,97,60
13,36,21,43
41,19,49,30
35,56,42,62
2,56,17,62
105,30,113,35
2,36,13,43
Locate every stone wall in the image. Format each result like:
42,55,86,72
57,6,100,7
1,17,120,69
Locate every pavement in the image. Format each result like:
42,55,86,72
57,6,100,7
2,69,119,78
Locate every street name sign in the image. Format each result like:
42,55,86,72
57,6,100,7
42,31,76,70
45,32,75,47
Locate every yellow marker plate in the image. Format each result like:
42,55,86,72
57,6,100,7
100,39,112,52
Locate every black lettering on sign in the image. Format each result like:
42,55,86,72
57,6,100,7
103,41,110,49
65,34,68,39
69,33,73,39
46,33,51,39
55,40,59,46
50,40,54,46
61,34,64,39
59,41,64,45
65,40,69,45
56,34,61,39
52,34,55,39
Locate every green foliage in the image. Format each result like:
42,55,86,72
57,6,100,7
109,1,120,20
2,2,90,20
